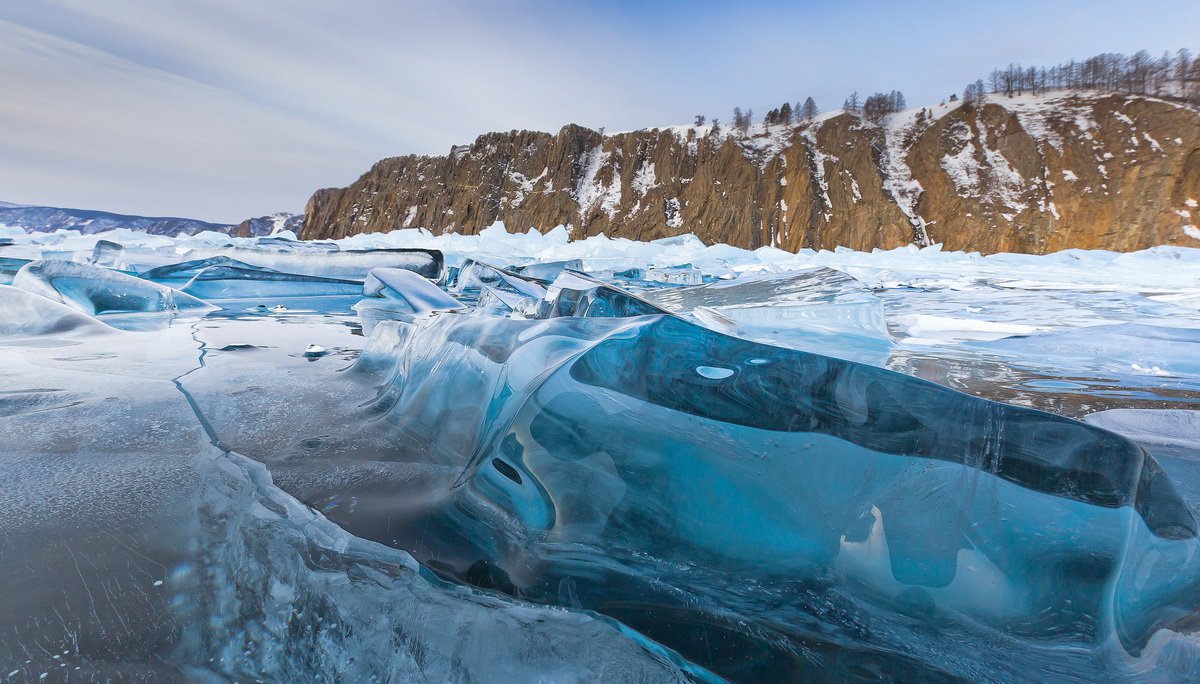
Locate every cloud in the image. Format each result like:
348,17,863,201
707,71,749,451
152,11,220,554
1,0,1197,222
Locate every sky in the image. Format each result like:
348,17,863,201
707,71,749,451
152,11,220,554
2,0,1198,223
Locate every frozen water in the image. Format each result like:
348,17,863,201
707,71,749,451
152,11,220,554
355,267,465,333
1,224,1199,683
140,255,364,299
646,268,893,364
13,259,215,317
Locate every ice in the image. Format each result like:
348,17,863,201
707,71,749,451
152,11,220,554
1085,409,1200,452
88,238,127,269
0,284,112,336
646,267,893,363
538,270,666,318
2,225,1199,682
355,267,466,333
362,267,464,311
976,323,1200,380
12,259,215,317
509,258,583,282
139,255,364,299
451,259,548,300
0,257,31,285
0,287,708,683
165,245,444,281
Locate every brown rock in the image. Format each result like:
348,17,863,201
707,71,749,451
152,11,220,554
301,94,1200,254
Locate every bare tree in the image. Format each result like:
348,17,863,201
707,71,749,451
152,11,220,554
694,114,706,126
843,91,860,112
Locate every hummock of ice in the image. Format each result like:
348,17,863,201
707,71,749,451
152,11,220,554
2,222,1199,683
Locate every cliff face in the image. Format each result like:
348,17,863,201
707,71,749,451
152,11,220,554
301,94,1200,253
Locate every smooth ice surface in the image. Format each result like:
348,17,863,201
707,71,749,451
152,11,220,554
647,268,893,364
13,259,215,317
1,224,1199,683
139,255,364,299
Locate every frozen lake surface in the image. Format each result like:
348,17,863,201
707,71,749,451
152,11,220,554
2,224,1199,682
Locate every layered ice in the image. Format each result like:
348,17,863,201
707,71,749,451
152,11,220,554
344,306,1198,679
12,259,214,316
1,224,1199,683
139,255,364,299
355,267,466,333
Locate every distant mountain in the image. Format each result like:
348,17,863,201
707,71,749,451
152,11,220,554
0,203,301,238
231,212,305,238
302,92,1200,254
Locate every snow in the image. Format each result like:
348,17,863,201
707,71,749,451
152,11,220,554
800,124,834,221
939,119,1025,214
573,146,621,219
1002,92,1098,152
630,162,658,197
507,167,548,208
1185,225,1200,241
879,108,928,244
893,313,1044,345
1061,170,1079,182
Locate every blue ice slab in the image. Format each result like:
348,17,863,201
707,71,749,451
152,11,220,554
140,256,363,299
0,257,30,285
13,259,214,316
537,271,666,319
168,247,444,281
351,298,1199,674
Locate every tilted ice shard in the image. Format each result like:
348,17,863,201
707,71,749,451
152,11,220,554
139,255,363,298
0,284,113,336
452,259,548,300
510,258,584,282
354,267,466,334
347,297,1199,678
12,259,215,316
89,239,128,269
538,271,666,319
362,267,465,311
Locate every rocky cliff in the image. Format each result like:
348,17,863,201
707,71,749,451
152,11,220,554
300,93,1200,253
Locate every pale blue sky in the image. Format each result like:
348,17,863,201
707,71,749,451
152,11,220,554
2,0,1197,222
